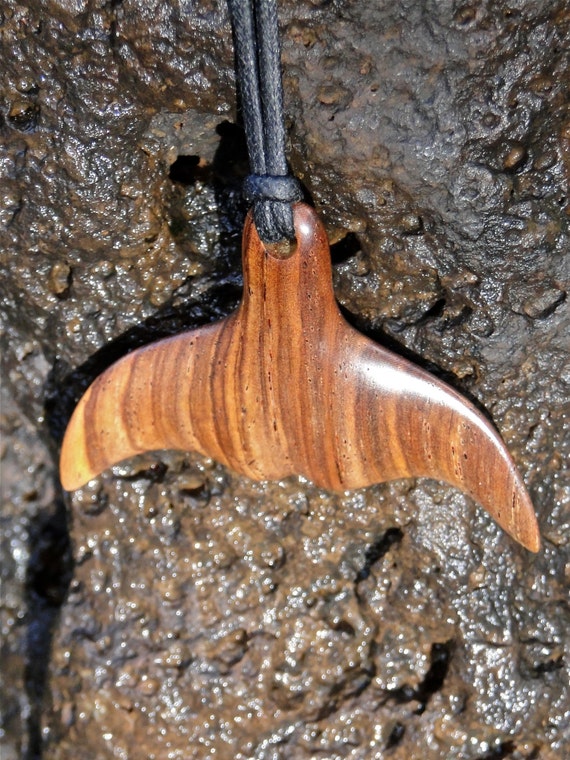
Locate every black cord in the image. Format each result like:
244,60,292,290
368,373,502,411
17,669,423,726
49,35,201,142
228,0,302,242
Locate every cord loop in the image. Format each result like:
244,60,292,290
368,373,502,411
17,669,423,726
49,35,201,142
242,174,303,205
228,0,300,242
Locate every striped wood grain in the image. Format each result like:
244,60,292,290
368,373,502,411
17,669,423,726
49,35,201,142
60,203,540,551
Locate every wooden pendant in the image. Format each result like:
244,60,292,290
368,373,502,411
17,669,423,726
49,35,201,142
60,203,540,551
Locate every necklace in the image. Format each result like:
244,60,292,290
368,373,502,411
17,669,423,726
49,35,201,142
59,0,539,552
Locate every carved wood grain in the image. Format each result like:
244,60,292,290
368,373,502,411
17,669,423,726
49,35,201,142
60,203,540,551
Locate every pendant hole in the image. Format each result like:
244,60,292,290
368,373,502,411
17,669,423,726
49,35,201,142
265,239,297,260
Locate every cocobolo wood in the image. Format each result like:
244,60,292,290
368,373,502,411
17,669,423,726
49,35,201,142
60,203,540,551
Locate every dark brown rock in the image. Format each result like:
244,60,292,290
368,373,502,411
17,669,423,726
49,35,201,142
1,0,568,758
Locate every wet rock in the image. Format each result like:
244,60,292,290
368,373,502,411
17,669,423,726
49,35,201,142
522,287,566,319
47,263,72,297
0,0,568,758
7,98,40,132
0,386,71,758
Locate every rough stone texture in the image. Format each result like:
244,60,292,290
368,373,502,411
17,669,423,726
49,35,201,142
0,0,568,758
0,385,71,759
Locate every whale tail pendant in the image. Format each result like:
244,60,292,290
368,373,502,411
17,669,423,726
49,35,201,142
60,203,540,552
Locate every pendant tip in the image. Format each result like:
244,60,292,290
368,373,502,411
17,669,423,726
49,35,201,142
519,521,541,553
59,398,98,491
511,486,541,553
60,441,94,492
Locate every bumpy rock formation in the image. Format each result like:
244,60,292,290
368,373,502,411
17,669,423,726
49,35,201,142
1,1,568,758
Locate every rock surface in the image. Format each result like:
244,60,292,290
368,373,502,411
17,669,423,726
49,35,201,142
0,0,568,758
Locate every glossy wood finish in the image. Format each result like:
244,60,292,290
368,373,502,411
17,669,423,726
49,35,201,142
60,203,540,551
